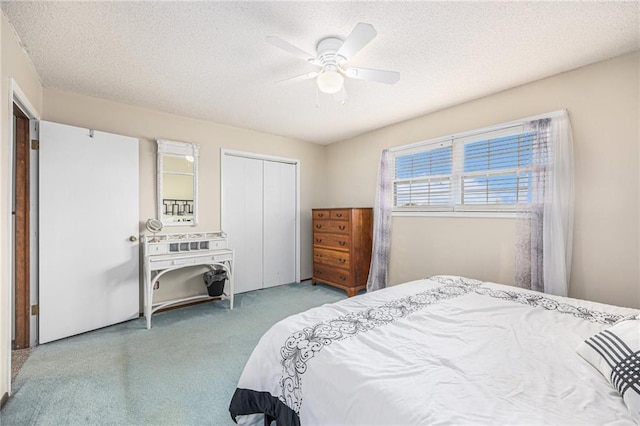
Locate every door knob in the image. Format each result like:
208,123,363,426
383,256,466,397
129,235,138,242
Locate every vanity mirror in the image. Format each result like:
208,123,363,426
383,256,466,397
157,139,199,226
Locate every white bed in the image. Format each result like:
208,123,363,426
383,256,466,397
229,276,639,425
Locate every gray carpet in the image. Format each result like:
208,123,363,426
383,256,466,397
1,281,346,425
11,348,31,383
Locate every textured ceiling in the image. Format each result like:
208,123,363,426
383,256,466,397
2,1,639,144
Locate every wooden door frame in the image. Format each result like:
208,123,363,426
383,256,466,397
5,78,40,396
13,105,29,349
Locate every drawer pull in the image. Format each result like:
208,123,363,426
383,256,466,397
339,276,346,281
315,270,322,275
338,241,346,246
336,213,343,217
315,238,322,243
338,258,346,263
338,225,346,230
315,224,322,229
318,213,325,218
315,254,322,258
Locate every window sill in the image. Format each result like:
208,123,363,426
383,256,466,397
392,210,517,219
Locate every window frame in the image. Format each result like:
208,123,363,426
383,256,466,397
390,112,563,218
393,138,454,212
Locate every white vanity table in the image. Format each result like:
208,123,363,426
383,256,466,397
142,231,234,329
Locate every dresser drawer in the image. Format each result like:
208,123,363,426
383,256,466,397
313,220,349,234
313,232,350,250
313,210,330,220
313,263,352,286
313,248,350,269
151,257,195,269
330,209,350,220
147,250,233,270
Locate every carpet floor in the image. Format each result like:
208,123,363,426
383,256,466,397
11,348,31,383
0,281,345,425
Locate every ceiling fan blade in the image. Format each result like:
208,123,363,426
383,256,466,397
276,71,320,84
344,67,400,85
266,36,317,63
333,86,348,104
336,23,377,61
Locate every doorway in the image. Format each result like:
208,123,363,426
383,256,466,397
7,80,40,396
12,104,30,350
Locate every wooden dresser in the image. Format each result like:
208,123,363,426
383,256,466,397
312,208,373,297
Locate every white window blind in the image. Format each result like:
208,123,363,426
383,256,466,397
393,123,547,213
394,141,453,210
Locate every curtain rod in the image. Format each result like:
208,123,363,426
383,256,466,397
389,109,567,153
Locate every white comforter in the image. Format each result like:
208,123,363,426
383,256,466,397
230,276,639,425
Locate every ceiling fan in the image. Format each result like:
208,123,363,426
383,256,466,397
266,22,400,102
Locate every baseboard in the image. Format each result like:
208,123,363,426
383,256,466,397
1,392,8,409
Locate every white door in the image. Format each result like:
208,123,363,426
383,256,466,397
222,155,264,294
263,161,296,288
39,121,139,344
222,151,298,294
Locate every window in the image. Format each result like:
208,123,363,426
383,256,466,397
393,125,542,214
394,142,452,207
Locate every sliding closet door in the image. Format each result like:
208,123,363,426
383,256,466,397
263,161,296,288
222,154,264,293
222,151,298,294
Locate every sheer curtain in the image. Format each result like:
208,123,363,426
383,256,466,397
366,149,392,292
515,112,574,296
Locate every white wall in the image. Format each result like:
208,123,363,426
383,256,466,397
325,52,640,309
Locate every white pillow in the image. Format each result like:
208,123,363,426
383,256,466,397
577,317,640,422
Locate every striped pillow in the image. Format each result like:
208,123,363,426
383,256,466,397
577,317,640,422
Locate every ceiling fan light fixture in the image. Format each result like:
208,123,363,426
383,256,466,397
268,23,400,102
317,71,344,94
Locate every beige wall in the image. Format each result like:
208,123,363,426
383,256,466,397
1,12,44,399
326,52,640,309
42,88,327,304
